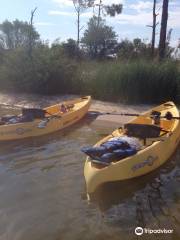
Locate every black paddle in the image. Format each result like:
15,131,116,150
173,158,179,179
88,111,140,117
88,111,180,120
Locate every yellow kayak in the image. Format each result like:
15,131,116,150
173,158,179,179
0,96,91,141
84,102,180,194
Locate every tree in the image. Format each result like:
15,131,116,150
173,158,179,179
174,39,180,59
62,38,79,57
93,0,123,25
0,19,39,50
147,0,159,57
117,38,150,59
105,4,123,17
165,28,173,58
81,16,117,58
72,0,95,47
28,7,38,58
117,39,134,59
159,0,169,59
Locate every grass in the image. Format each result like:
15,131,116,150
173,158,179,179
78,59,180,104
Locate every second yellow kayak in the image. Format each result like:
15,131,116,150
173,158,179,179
84,102,180,194
0,96,91,141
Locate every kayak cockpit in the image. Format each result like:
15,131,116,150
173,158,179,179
82,119,174,168
0,103,75,126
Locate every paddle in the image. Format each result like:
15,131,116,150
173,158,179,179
88,111,180,120
88,111,140,117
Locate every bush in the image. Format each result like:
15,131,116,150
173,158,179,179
0,45,80,95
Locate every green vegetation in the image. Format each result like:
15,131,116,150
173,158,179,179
0,44,79,95
78,60,180,103
81,16,117,58
0,43,179,103
0,15,180,104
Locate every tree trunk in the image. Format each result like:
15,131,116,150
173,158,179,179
159,0,169,59
28,7,37,58
97,0,102,26
77,10,80,48
151,0,157,57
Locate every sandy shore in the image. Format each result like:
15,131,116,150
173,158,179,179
88,99,151,133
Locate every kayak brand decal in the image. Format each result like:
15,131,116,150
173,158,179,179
16,128,32,135
132,155,158,171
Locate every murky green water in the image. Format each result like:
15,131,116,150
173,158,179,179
0,93,179,240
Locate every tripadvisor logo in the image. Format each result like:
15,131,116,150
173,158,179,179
135,227,143,236
135,227,173,235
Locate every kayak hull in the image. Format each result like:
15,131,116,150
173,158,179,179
0,96,91,141
84,102,180,194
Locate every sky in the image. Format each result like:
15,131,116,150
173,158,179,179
0,0,180,47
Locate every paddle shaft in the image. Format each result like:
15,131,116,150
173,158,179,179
106,113,180,120
107,112,180,120
106,112,140,117
89,111,180,120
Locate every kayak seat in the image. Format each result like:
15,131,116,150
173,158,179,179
124,123,162,139
22,108,46,120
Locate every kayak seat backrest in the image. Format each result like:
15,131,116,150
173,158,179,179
124,123,161,138
22,108,46,120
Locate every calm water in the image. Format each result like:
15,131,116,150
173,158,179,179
0,93,179,240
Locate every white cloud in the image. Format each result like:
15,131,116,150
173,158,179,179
35,22,55,26
114,1,180,29
82,11,93,17
114,12,153,26
52,0,124,8
49,0,180,29
170,39,179,47
94,0,124,4
48,10,93,18
52,0,73,7
169,7,180,28
129,1,153,13
49,10,74,16
129,0,180,14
